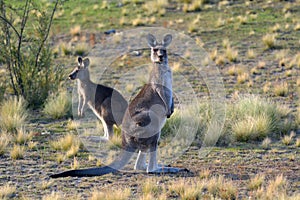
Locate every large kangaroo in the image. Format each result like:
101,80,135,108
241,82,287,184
50,34,184,178
69,57,128,140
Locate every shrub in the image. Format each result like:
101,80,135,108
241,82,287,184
43,90,72,119
0,96,28,132
0,1,64,108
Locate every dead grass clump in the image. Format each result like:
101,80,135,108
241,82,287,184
262,33,277,49
50,133,81,152
14,128,32,145
89,188,131,200
74,42,89,56
295,138,300,147
43,90,72,119
261,137,271,149
205,176,237,200
108,134,122,150
225,47,238,62
142,178,161,196
247,49,256,59
0,96,28,133
66,119,79,131
0,183,16,199
168,179,203,200
248,174,265,190
0,132,10,155
10,144,25,160
237,72,249,84
281,131,295,146
42,191,63,200
70,25,81,37
273,82,289,97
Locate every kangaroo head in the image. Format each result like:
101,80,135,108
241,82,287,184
69,57,90,81
147,34,172,64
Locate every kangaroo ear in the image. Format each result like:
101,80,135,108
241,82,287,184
78,57,83,66
162,34,172,47
83,58,90,68
147,33,157,48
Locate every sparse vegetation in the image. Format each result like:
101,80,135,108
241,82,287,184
0,96,28,132
10,144,25,159
0,0,300,199
0,183,16,199
43,90,72,119
89,188,131,200
262,33,277,49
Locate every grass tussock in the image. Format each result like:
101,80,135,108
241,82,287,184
248,174,265,191
89,188,131,200
0,183,16,199
50,133,81,153
262,33,277,49
14,128,32,145
205,176,237,200
261,137,271,149
0,132,10,155
229,95,292,142
42,191,63,200
273,82,289,97
281,131,295,146
43,90,72,119
10,144,25,160
0,96,28,133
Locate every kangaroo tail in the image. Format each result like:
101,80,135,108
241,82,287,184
50,149,134,178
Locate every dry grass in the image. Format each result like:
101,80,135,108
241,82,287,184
0,96,28,133
66,141,81,157
0,183,16,199
281,131,295,146
247,49,256,59
108,134,123,150
10,144,25,160
209,49,218,61
89,188,131,200
60,42,73,56
66,120,79,131
70,25,81,36
225,47,238,62
132,15,145,26
74,42,89,56
229,95,292,142
199,168,211,179
71,157,79,169
0,132,10,155
206,176,237,200
42,191,63,200
168,179,203,200
295,138,300,147
262,33,277,49
237,72,249,84
50,133,81,152
43,90,72,119
215,54,225,65
248,174,265,190
56,153,66,164
14,128,32,145
261,137,271,149
273,82,289,97
142,178,160,196
232,115,272,141
40,180,54,190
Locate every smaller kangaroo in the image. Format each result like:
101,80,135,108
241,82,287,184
68,57,128,140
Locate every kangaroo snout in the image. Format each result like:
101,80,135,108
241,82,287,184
68,73,76,80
